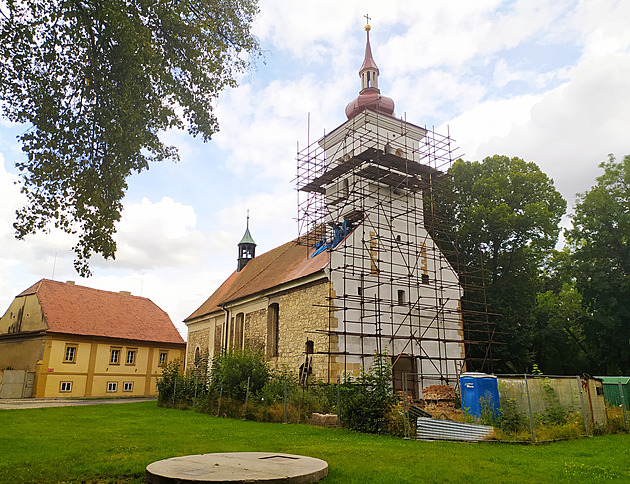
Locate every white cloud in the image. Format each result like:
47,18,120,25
457,52,630,205
91,197,208,271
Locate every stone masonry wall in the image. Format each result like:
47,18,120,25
244,309,266,353
187,324,210,368
267,279,332,382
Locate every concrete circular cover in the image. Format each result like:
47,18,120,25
146,452,329,483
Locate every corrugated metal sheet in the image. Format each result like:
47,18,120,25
597,376,630,407
416,418,495,442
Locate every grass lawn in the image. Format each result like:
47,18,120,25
1,401,628,483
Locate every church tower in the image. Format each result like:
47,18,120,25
237,214,256,272
297,22,466,393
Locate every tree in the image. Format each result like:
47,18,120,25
566,154,630,374
433,155,566,372
0,0,260,275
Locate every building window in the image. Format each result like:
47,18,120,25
123,382,133,392
159,351,168,366
422,274,430,285
64,344,77,363
397,290,406,306
107,382,118,392
60,382,72,392
305,340,314,354
110,348,121,364
267,303,279,358
126,349,136,365
234,312,244,349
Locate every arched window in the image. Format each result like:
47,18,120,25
235,312,244,349
267,303,279,357
194,346,200,361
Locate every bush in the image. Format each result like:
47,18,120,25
339,353,400,434
498,397,528,433
210,348,270,401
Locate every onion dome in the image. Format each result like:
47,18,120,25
345,24,395,120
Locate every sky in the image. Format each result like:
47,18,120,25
1,0,630,337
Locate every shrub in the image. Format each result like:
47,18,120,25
210,348,270,401
498,397,528,433
339,353,400,434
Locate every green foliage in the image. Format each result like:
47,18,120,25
537,378,569,426
534,279,592,374
210,348,270,401
566,154,630,374
0,0,261,275
497,397,528,433
433,155,566,373
338,353,400,434
156,359,183,406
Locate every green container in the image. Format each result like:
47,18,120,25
597,376,630,407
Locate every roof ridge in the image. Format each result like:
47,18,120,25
225,240,296,300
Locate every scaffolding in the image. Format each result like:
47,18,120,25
296,110,496,393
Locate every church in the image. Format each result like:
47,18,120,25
185,25,466,398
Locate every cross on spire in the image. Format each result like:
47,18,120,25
364,13,371,25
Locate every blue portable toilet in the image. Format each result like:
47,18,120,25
460,372,500,419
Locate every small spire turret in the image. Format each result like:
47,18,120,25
237,211,256,272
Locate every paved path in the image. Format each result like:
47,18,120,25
0,397,156,409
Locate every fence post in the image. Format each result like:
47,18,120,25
284,376,288,424
217,385,223,417
402,371,411,439
576,376,590,436
337,374,341,428
243,376,251,419
523,374,536,442
172,375,177,409
619,381,629,431
193,376,198,411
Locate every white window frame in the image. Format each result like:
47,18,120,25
107,382,118,392
60,381,72,392
159,351,168,366
110,348,120,364
64,345,76,363
126,349,136,365
123,382,133,392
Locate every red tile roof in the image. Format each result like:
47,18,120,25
19,279,184,344
185,236,329,322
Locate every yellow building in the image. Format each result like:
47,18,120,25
0,279,185,398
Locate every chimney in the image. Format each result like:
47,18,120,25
66,281,75,285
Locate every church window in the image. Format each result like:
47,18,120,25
305,340,314,354
194,346,200,361
267,303,279,357
234,313,244,349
